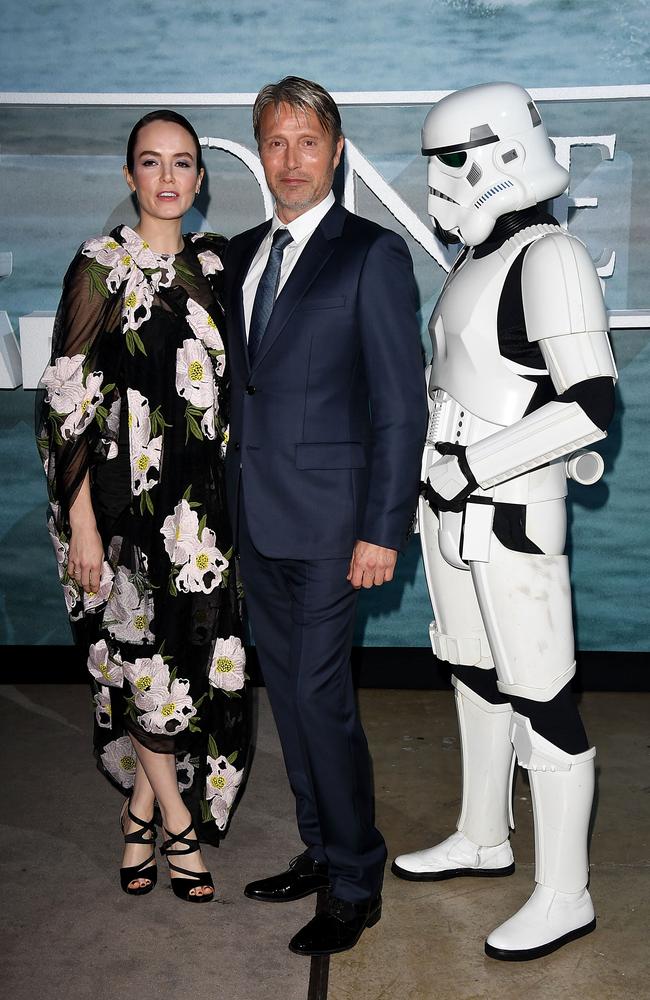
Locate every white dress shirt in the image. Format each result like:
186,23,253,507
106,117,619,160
242,190,336,339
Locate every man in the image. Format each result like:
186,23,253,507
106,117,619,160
392,83,616,961
224,76,427,956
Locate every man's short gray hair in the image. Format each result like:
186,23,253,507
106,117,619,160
253,76,343,147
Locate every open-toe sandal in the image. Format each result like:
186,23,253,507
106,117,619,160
120,802,157,896
161,821,214,903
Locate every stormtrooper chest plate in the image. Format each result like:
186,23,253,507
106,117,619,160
429,231,550,427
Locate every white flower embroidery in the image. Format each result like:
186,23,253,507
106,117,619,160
206,755,243,829
87,639,124,688
94,687,112,729
82,235,123,269
60,371,105,440
209,795,230,829
138,678,197,736
104,397,121,460
64,580,81,617
197,250,224,276
127,390,162,495
208,636,246,692
201,405,216,440
123,654,170,712
219,424,229,460
175,339,214,409
122,267,154,332
185,298,225,361
176,752,195,792
82,560,115,613
41,356,106,440
101,736,137,788
190,232,207,243
106,253,138,294
176,527,229,594
121,226,176,289
41,354,84,409
47,507,67,573
120,226,162,271
160,499,200,565
103,566,154,644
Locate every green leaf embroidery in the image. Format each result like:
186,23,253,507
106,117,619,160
185,409,203,443
125,328,147,357
201,799,213,823
208,734,219,759
84,261,111,301
174,258,198,286
150,405,172,437
226,751,239,765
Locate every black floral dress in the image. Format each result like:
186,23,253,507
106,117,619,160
36,225,249,844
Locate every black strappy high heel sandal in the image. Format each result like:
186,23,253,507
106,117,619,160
120,802,158,896
160,822,214,903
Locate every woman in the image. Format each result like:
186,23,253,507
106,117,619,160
36,110,249,902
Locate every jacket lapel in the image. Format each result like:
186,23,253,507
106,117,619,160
251,203,346,371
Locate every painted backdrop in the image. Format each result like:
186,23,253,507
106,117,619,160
1,0,648,650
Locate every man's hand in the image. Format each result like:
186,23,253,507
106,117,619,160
347,541,398,589
421,441,478,513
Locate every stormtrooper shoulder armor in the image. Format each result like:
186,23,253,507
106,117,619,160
522,233,607,340
521,233,617,393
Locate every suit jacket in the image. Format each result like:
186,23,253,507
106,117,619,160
224,201,427,559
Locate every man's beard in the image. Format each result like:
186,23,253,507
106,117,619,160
274,191,316,213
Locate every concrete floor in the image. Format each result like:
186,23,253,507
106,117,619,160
1,686,648,1000
330,690,650,1000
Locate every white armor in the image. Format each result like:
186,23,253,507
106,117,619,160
396,82,617,962
422,222,616,699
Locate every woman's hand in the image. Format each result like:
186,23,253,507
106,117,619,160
67,472,104,594
68,522,104,594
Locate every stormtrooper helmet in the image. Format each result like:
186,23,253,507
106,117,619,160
421,82,569,246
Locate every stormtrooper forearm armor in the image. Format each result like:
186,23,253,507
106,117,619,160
467,233,617,490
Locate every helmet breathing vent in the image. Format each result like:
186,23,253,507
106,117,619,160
474,180,514,208
467,162,482,186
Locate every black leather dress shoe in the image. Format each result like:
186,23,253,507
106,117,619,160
288,892,382,956
244,853,330,902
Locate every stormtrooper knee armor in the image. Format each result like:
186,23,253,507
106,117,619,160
394,82,616,961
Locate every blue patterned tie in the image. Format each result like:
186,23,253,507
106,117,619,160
248,228,294,364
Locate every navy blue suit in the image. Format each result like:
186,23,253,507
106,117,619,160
225,202,427,901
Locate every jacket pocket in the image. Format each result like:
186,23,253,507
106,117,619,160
295,441,366,470
299,296,346,311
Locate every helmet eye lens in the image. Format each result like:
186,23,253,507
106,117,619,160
437,151,467,169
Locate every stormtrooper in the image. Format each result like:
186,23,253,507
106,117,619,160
392,83,617,961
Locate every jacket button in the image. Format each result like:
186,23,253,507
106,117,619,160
246,385,256,395
234,442,240,451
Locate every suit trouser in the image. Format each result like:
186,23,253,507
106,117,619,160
237,507,387,902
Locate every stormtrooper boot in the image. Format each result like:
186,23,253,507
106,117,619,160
392,679,516,881
485,713,596,961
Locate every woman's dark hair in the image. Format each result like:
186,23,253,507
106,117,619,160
126,109,203,172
